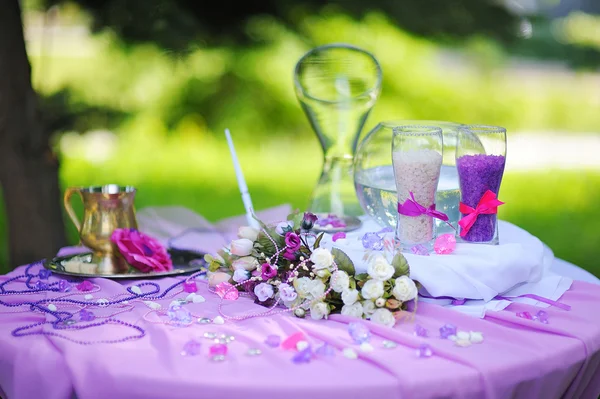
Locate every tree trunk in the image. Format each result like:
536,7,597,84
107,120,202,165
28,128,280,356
0,0,66,269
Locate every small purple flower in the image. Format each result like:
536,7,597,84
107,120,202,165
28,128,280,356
278,283,297,302
254,283,274,302
261,263,278,280
285,232,302,251
301,212,318,230
282,250,296,261
332,232,346,242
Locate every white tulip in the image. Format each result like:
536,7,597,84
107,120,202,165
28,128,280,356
367,255,395,281
361,279,384,300
237,226,259,241
293,277,313,298
331,270,350,293
370,308,396,327
308,279,326,300
342,288,360,305
310,248,334,270
310,301,330,320
230,238,253,256
341,302,363,318
362,300,376,317
232,256,258,271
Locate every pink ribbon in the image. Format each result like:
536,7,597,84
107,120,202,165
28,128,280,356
458,190,504,237
398,191,449,222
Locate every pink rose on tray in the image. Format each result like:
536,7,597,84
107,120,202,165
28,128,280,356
111,228,173,273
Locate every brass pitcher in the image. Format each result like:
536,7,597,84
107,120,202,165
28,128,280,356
64,184,137,274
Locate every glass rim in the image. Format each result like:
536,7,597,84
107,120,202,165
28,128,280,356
392,125,443,136
381,120,461,129
459,124,506,134
80,184,136,194
293,43,383,104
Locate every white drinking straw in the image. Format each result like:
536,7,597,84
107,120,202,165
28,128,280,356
224,128,261,230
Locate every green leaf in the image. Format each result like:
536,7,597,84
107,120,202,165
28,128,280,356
286,209,304,230
392,252,410,278
355,273,369,281
313,232,324,249
331,248,355,275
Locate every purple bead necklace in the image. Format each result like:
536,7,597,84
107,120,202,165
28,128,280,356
0,261,206,345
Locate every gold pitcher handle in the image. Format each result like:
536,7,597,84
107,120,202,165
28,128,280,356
64,187,83,232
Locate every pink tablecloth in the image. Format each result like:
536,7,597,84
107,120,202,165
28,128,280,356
1,264,600,399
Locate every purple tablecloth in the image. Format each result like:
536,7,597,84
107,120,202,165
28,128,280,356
1,263,600,399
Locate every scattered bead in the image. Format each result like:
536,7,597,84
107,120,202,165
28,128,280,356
456,331,470,341
439,323,457,339
469,331,484,344
361,232,384,251
247,348,262,356
535,310,549,324
203,332,218,340
187,293,206,304
348,322,371,344
197,318,212,324
34,281,48,290
215,282,239,300
97,299,109,307
76,280,94,292
211,355,226,362
411,245,430,256
168,301,192,326
382,340,398,349
181,340,202,356
342,348,358,360
516,311,533,320
455,339,472,347
209,344,228,356
131,285,142,295
434,234,456,255
315,343,335,357
359,342,374,352
47,304,57,311
213,316,225,325
183,281,198,293
292,348,312,364
332,232,346,242
62,319,77,326
79,309,95,322
38,269,52,280
143,301,161,310
414,324,428,337
264,335,281,348
282,332,306,350
416,344,433,358
84,294,93,300
296,340,309,351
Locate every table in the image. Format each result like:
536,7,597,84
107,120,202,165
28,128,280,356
1,258,600,399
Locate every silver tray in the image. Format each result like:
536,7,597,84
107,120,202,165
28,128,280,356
43,249,206,279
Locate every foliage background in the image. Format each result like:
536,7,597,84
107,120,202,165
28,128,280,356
1,0,599,276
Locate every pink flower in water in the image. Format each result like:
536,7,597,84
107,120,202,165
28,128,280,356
111,228,172,273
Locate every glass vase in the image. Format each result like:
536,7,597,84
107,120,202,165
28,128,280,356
294,44,382,227
456,125,506,244
392,125,443,251
354,120,460,233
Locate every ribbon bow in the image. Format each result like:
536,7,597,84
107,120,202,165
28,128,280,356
458,190,504,237
397,192,449,221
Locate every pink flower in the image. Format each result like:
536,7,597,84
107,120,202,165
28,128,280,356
332,232,346,242
110,228,172,273
76,280,94,292
261,263,278,280
282,250,296,261
285,232,302,251
208,272,232,287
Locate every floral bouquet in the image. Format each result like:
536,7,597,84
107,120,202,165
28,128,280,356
205,211,419,327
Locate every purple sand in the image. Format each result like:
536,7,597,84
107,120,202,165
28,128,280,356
456,154,505,242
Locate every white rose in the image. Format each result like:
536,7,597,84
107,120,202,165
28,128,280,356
232,256,258,271
230,238,253,256
361,279,384,300
310,248,333,270
370,308,396,327
342,288,359,305
310,301,330,320
237,226,259,241
367,255,395,281
293,277,313,298
362,300,376,317
232,268,250,283
392,276,418,301
331,270,349,293
341,302,363,318
315,269,330,278
308,279,326,300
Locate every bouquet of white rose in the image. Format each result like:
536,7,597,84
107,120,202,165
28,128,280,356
205,211,419,327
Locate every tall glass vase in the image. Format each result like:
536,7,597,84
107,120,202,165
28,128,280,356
294,44,382,227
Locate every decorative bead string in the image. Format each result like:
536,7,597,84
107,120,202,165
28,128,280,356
0,261,207,344
216,227,339,321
